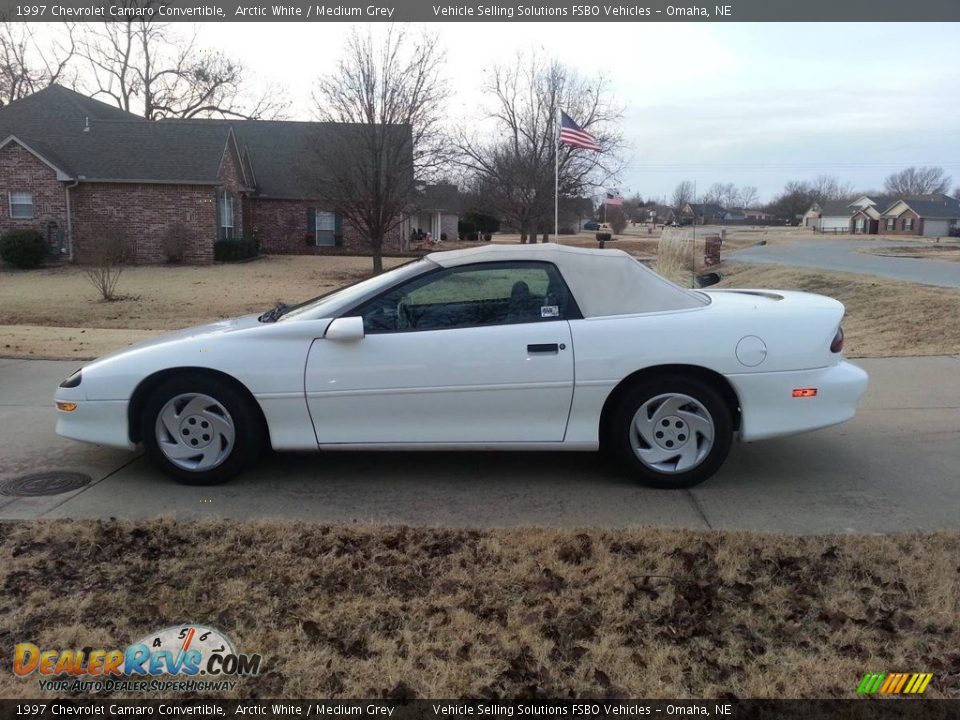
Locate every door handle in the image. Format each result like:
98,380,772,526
527,343,560,353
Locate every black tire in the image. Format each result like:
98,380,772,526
609,375,733,489
141,373,265,485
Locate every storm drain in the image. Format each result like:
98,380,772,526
0,471,92,497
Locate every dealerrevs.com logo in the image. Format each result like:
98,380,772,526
14,625,262,693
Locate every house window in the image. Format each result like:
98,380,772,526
903,217,914,231
885,218,895,231
9,192,33,219
855,218,865,232
219,192,234,239
315,211,336,247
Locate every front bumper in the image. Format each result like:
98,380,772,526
54,396,137,450
728,360,869,442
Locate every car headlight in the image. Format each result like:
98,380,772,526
59,369,82,388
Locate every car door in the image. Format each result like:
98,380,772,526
304,261,578,445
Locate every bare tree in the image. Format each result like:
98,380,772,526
0,22,77,106
884,166,952,196
607,206,627,235
309,27,449,274
954,186,960,201
810,174,854,202
79,15,288,119
739,185,760,208
671,180,695,214
459,54,624,244
702,182,736,208
621,192,645,222
767,176,856,222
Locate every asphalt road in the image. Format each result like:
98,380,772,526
729,238,960,288
1,356,958,534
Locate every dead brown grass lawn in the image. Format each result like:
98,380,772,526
2,249,959,361
0,521,957,700
0,255,408,332
717,263,960,358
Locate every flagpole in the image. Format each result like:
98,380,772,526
692,180,697,289
554,108,559,243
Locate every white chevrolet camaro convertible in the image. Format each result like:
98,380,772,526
55,244,868,488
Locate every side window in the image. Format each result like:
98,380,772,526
315,211,336,246
9,192,33,219
355,262,575,334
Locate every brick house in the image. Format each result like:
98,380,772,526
680,202,727,225
805,193,959,237
0,86,459,263
878,195,960,237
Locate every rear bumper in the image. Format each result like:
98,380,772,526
54,397,137,450
728,360,869,442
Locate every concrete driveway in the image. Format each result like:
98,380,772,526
729,237,960,287
1,356,958,534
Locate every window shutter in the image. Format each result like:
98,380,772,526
215,192,224,240
307,208,316,245
334,212,343,247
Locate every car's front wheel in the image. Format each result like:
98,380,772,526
141,374,265,485
610,376,733,489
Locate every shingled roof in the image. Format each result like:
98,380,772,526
818,200,855,216
0,85,413,198
0,86,239,184
181,119,414,200
881,194,960,218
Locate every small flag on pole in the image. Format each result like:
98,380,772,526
560,111,602,151
605,192,624,206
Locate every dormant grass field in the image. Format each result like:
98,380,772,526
0,228,958,358
0,521,957,700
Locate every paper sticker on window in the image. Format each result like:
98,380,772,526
541,305,559,318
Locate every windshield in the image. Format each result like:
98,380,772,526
277,258,434,322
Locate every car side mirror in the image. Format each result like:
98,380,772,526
325,316,365,341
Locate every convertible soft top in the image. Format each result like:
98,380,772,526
428,243,708,318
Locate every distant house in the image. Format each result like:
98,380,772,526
0,85,445,264
814,200,854,232
878,195,960,237
850,207,879,235
681,202,726,225
804,193,960,237
724,207,774,223
800,203,821,228
402,183,460,242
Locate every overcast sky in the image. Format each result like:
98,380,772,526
52,21,960,203
194,21,958,203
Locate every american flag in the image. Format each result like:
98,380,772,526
605,192,624,206
559,111,602,151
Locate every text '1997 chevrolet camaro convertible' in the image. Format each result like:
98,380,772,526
55,244,868,488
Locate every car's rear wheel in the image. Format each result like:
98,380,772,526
141,374,265,485
610,376,733,489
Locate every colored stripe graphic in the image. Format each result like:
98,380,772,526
857,673,885,693
857,672,932,694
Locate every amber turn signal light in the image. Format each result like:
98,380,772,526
792,388,818,398
56,401,78,412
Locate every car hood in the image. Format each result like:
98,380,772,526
90,313,264,364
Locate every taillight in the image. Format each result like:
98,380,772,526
830,326,844,353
